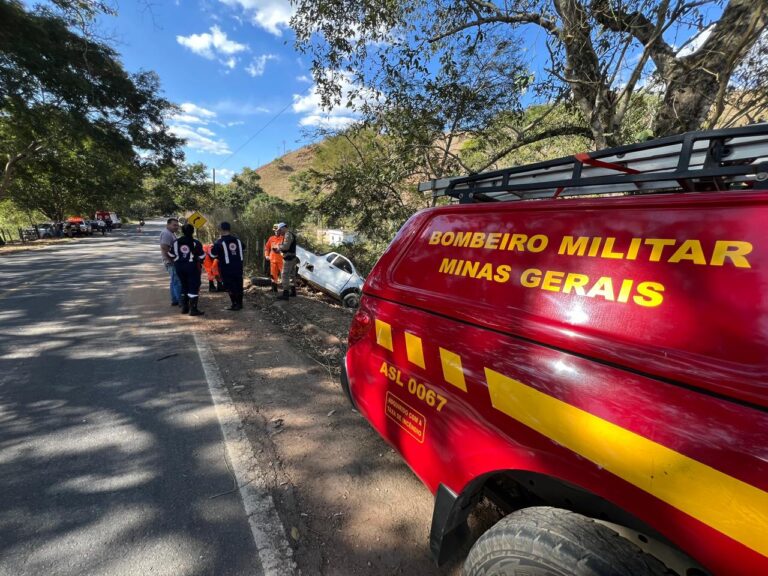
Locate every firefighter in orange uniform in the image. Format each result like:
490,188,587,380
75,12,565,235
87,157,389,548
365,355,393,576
203,243,224,292
264,224,284,292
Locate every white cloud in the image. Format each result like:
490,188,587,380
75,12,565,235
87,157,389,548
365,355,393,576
299,115,357,129
246,54,278,77
291,88,322,115
227,121,245,127
292,73,375,129
197,127,216,137
296,74,312,83
180,103,216,118
216,168,236,182
171,113,208,124
169,102,218,126
176,26,248,70
219,0,293,36
169,125,232,155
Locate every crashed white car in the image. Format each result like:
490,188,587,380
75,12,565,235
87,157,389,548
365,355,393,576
295,246,364,307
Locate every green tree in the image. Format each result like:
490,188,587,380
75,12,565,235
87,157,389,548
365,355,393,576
216,167,266,216
8,110,141,221
460,94,658,172
139,162,212,216
0,198,46,229
292,0,768,149
0,0,182,198
292,128,429,246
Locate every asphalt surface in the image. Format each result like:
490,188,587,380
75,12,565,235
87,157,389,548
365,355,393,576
0,222,263,576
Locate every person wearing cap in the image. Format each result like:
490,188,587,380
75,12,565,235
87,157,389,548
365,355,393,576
274,222,297,301
264,223,284,293
210,221,245,311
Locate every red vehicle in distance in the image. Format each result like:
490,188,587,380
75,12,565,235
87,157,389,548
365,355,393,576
342,125,768,576
94,211,121,228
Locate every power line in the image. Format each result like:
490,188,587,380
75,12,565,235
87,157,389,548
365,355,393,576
217,101,294,169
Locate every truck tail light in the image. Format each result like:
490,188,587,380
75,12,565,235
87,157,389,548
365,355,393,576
348,301,373,347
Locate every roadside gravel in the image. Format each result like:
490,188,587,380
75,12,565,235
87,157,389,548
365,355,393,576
194,281,467,575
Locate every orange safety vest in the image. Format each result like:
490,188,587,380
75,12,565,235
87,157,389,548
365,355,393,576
203,243,221,281
265,235,284,265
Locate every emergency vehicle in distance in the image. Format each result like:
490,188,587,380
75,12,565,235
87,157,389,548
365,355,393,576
341,125,768,576
94,210,121,228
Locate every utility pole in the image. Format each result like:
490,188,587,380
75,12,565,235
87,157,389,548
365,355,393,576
212,168,216,196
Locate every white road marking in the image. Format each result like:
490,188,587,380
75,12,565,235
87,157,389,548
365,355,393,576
193,332,297,576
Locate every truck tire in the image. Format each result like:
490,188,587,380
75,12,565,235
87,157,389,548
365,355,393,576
463,507,673,576
342,291,360,308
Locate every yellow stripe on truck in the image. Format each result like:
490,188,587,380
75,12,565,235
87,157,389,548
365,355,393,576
485,367,768,558
375,319,393,351
440,348,467,392
405,332,426,369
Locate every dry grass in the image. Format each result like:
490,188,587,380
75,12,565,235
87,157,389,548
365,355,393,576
0,237,76,255
255,144,319,201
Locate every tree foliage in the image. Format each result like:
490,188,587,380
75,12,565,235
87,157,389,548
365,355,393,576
137,163,212,217
291,128,430,246
219,167,266,216
8,109,142,221
0,0,182,201
292,0,768,151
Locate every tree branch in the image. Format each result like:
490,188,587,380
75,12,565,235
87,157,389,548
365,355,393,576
1,140,45,200
477,125,593,172
654,0,768,135
590,0,676,76
429,8,559,44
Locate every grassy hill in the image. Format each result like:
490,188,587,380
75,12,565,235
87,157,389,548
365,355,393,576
254,144,319,202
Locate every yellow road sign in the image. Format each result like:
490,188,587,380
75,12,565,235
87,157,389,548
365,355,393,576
187,211,207,229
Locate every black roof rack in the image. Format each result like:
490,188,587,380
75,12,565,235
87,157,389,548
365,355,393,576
418,125,768,203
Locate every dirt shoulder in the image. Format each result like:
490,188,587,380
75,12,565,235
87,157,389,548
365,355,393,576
0,237,76,255
194,281,465,576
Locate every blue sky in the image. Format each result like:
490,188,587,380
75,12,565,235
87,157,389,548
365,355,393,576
92,1,722,184
97,0,353,183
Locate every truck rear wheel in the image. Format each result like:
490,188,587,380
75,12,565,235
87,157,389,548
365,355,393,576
463,507,672,576
342,291,360,308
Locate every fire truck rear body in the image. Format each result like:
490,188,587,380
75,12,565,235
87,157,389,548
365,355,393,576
343,126,768,575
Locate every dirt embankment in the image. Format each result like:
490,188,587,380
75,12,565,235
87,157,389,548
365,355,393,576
195,282,477,575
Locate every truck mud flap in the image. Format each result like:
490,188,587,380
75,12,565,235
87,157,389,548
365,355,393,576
339,355,357,410
429,483,472,565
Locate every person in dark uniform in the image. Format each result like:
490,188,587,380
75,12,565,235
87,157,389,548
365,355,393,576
168,224,206,316
210,221,244,311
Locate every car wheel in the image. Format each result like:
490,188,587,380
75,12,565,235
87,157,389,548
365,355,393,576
342,291,360,308
463,507,672,576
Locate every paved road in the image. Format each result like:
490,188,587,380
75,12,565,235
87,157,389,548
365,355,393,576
0,222,263,576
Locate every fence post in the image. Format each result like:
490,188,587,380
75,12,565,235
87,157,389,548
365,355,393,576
260,238,266,276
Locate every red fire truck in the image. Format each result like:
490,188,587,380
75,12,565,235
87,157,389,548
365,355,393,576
341,125,768,575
